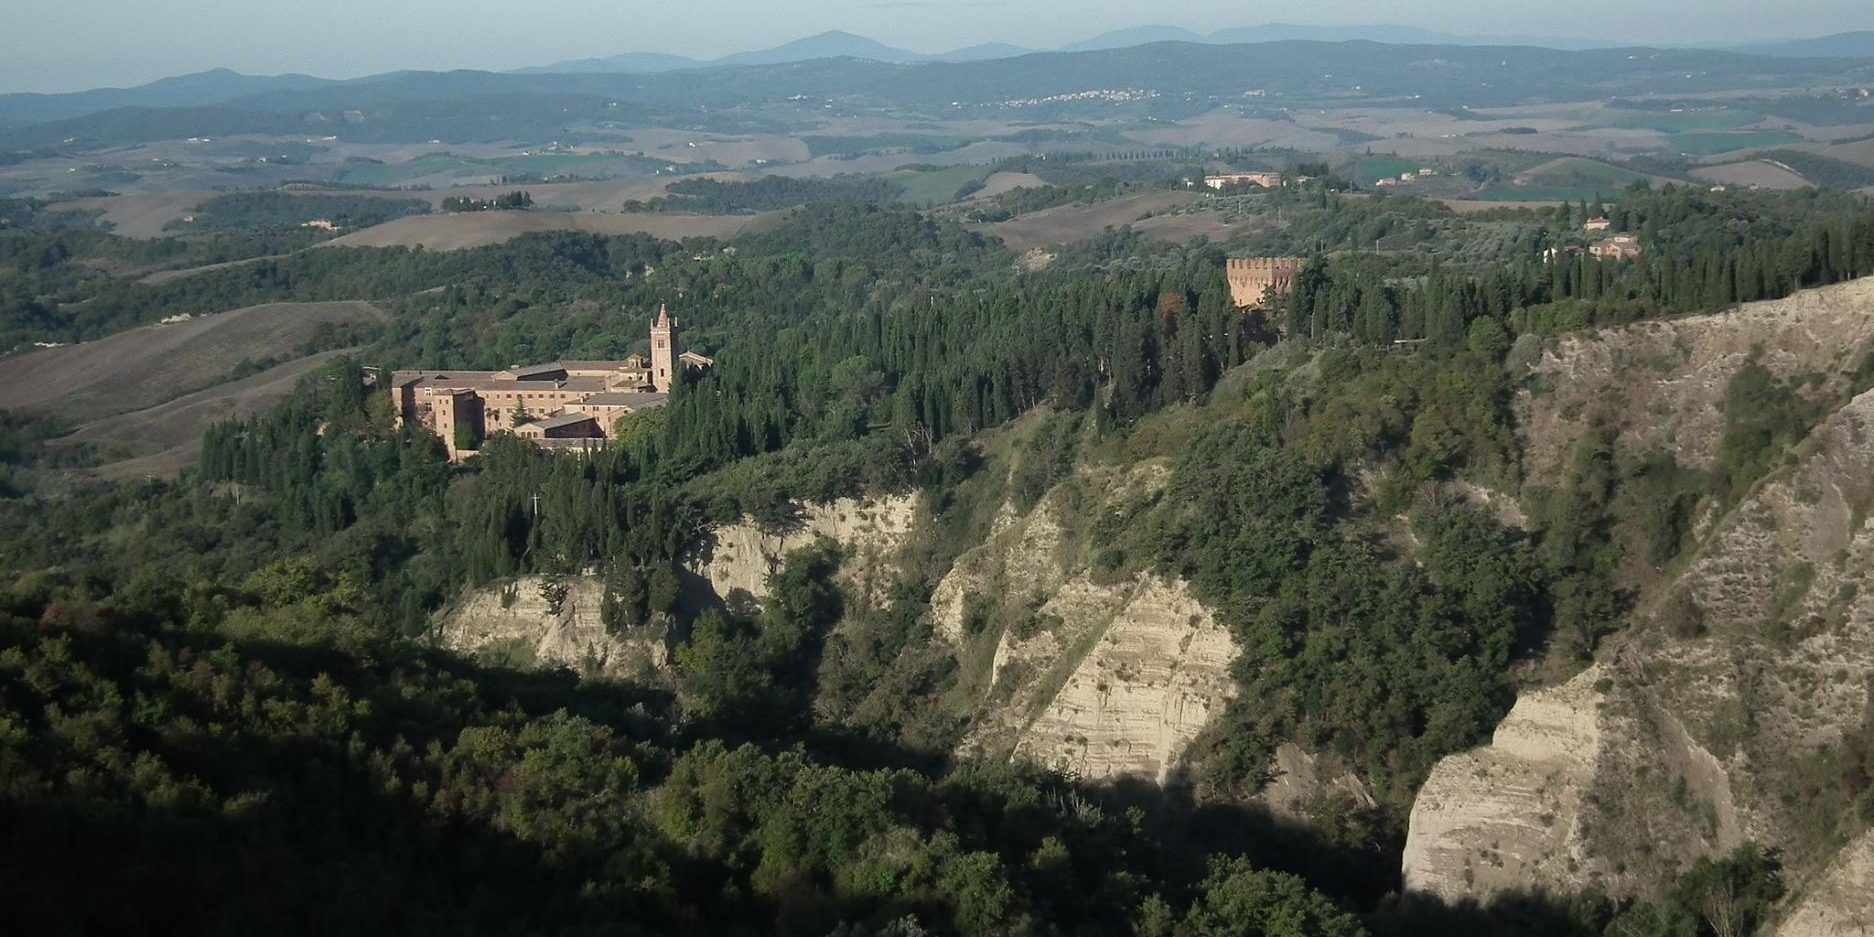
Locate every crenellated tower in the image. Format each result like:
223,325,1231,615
1226,257,1306,309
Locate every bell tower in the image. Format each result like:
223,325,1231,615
650,303,676,392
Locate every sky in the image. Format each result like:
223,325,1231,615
1,0,1869,94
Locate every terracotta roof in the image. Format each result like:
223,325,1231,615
391,369,500,386
582,391,669,409
501,363,565,379
557,359,639,371
527,412,600,431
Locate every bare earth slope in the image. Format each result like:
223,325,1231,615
440,496,921,676
1774,828,1874,937
933,461,1238,787
1408,280,1874,917
1518,276,1874,490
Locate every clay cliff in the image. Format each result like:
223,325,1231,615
932,461,1240,787
439,495,920,674
1404,279,1874,923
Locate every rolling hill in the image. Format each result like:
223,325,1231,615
0,68,336,125
515,30,1034,76
1735,30,1874,58
7,40,1871,150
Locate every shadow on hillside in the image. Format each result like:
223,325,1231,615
1081,774,1615,936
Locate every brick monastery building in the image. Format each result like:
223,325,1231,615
391,305,711,459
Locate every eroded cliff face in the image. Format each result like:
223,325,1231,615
930,462,1241,787
690,496,920,614
1519,276,1874,490
1402,665,1608,902
1581,388,1874,894
438,574,665,678
1773,828,1874,937
1407,281,1874,914
439,494,920,674
1006,574,1235,785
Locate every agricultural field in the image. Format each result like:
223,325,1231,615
60,349,360,479
591,127,813,166
1512,156,1666,188
53,191,217,238
0,301,385,476
319,175,689,212
322,209,767,250
1576,106,1767,133
1354,157,1430,185
971,190,1202,251
1129,210,1251,244
1665,130,1808,156
1438,197,1567,214
0,301,384,420
970,171,1049,199
332,151,684,188
1122,111,1346,150
1691,160,1815,190
1472,185,1627,202
888,164,996,205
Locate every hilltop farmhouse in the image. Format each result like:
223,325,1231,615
390,304,711,459
1204,172,1286,190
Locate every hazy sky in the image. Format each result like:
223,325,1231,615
2,0,1869,94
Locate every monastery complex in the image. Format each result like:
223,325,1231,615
391,305,711,459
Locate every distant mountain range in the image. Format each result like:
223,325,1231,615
1059,23,1621,52
513,30,1039,75
500,24,1874,76
5,25,1874,133
0,68,338,125
1734,31,1874,58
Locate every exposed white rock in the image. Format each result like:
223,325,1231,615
1012,575,1237,785
930,494,1069,645
931,459,1240,788
440,494,920,674
438,574,664,677
1402,664,1607,902
1774,828,1874,937
1519,277,1874,491
693,495,919,613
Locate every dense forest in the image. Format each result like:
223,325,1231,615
4,180,1873,934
